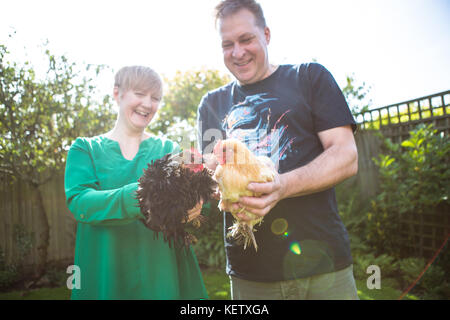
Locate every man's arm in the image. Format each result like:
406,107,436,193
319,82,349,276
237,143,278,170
234,125,358,219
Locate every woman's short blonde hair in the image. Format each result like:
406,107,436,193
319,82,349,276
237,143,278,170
114,66,162,97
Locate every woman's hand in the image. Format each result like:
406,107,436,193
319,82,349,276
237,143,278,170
185,199,204,223
203,153,218,172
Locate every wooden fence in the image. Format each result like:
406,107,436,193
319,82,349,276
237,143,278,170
355,90,450,140
0,172,76,267
0,91,449,268
354,90,450,199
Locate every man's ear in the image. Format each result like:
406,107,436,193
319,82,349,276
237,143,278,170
264,26,271,44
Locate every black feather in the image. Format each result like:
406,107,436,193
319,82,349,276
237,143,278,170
135,153,216,247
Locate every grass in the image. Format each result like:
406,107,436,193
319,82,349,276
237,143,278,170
355,279,419,300
0,268,230,301
0,268,419,300
202,267,231,300
0,285,71,300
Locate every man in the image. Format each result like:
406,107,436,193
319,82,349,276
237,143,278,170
197,0,359,300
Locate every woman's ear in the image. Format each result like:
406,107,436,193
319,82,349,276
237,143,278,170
113,86,120,102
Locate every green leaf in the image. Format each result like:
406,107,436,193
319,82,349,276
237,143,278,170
401,140,415,148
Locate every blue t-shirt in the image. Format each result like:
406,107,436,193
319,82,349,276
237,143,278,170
197,63,356,281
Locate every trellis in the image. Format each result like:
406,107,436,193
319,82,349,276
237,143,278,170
355,90,450,137
354,90,450,259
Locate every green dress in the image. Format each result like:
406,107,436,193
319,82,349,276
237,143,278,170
64,135,208,300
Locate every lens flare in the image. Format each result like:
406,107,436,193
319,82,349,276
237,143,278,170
289,241,302,255
271,218,288,235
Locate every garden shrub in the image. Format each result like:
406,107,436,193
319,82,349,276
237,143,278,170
336,181,368,239
394,255,448,299
418,264,446,299
0,224,34,291
353,252,398,281
348,234,371,256
336,123,449,298
190,202,226,269
366,124,450,256
0,249,19,291
395,257,426,288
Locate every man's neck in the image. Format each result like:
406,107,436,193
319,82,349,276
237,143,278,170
238,63,279,86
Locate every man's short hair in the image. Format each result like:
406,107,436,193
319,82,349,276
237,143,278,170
114,66,162,97
215,0,267,29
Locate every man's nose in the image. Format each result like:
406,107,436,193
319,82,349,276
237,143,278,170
231,43,245,59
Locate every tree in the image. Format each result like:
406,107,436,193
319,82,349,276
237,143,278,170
0,39,116,280
149,68,231,149
342,74,372,116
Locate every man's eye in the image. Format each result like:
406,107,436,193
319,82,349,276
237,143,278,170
241,37,252,44
152,97,161,102
135,92,144,96
222,43,233,49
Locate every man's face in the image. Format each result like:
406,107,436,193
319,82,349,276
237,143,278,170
219,9,271,85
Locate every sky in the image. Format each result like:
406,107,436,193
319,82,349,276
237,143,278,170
1,0,450,109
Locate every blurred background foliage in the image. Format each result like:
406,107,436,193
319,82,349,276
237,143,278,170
149,69,230,149
1,37,116,281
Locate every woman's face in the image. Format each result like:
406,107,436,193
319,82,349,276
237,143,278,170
114,87,161,131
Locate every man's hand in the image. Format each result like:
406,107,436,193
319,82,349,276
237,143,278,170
232,172,287,221
232,125,357,220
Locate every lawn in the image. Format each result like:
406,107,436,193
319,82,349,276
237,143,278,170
0,285,71,300
0,267,418,300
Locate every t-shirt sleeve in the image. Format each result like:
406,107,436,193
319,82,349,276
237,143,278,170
197,92,227,155
64,137,145,226
308,63,357,133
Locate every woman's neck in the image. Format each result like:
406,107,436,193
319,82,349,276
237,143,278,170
105,121,149,144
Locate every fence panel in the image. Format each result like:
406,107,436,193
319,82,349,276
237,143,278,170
353,90,450,259
0,171,76,267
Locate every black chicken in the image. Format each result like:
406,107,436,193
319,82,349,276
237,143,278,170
135,150,217,247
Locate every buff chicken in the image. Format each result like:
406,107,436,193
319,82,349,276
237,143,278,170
213,139,276,251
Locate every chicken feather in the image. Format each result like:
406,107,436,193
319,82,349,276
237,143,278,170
213,139,275,251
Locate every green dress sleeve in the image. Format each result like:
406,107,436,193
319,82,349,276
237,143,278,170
64,138,144,226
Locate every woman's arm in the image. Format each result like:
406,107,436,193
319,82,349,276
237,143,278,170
64,138,144,226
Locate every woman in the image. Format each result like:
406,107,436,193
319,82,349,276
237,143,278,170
64,66,208,299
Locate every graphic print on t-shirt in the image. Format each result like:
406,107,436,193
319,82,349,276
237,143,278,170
222,93,295,170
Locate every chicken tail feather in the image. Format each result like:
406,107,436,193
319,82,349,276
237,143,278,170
227,222,258,251
247,225,258,252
